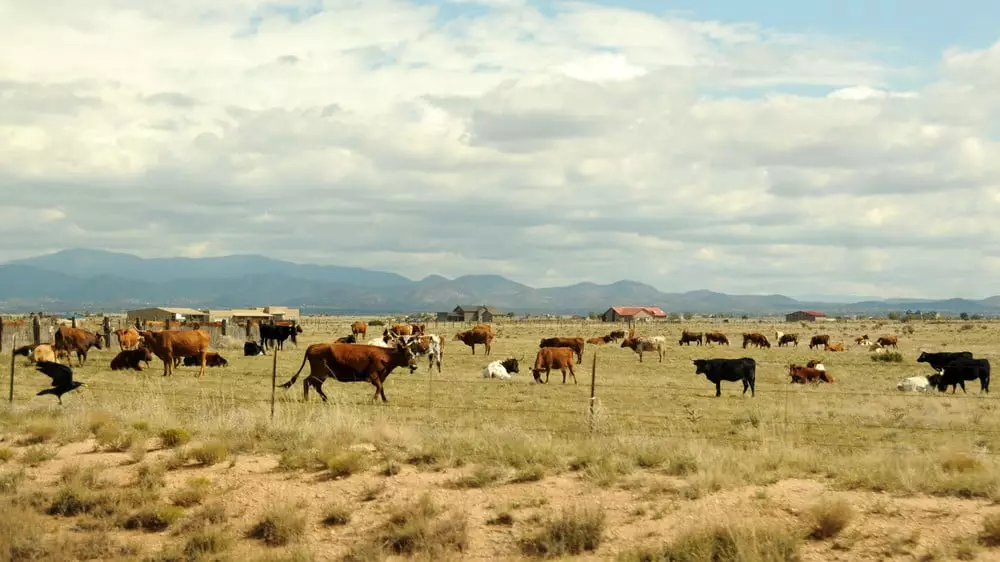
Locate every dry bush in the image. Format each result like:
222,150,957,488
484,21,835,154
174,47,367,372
169,477,212,507
321,502,353,526
158,428,191,449
121,505,184,532
805,497,853,540
0,469,26,494
181,526,234,559
0,502,49,561
321,451,367,479
445,466,505,489
623,521,802,562
22,421,57,445
20,445,57,467
248,501,307,547
344,493,467,561
0,448,13,463
190,442,228,466
980,513,1000,547
520,505,605,557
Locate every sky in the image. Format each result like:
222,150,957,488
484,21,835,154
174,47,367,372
1,0,1000,299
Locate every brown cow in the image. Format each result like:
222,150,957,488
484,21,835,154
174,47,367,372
32,344,58,364
587,335,611,345
54,326,105,366
115,327,141,351
876,335,898,349
410,323,426,336
530,347,577,384
388,324,413,337
704,332,729,346
110,348,154,371
139,329,211,377
742,333,770,349
678,330,703,346
278,336,419,402
351,321,367,340
789,364,834,384
824,343,845,352
539,337,585,364
454,325,494,355
855,334,870,345
808,335,830,349
777,333,798,347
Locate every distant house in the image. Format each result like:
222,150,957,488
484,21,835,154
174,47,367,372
600,306,667,323
207,309,274,324
785,310,827,322
436,305,499,323
127,307,209,325
263,306,300,322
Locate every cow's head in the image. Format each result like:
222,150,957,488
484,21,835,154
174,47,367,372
501,356,521,375
692,359,706,374
387,334,419,373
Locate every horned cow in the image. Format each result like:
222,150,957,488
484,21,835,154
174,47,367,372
620,336,665,363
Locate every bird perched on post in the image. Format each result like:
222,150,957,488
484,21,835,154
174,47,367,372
34,361,87,405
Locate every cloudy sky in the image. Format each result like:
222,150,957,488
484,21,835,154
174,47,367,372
2,0,999,299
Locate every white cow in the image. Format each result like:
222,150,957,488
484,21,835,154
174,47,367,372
482,357,521,380
775,330,784,342
366,337,391,348
897,375,929,392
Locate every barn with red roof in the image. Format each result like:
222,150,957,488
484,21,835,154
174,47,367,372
785,310,827,322
601,306,668,323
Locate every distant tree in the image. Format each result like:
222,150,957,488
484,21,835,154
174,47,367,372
887,312,901,321
668,313,681,322
960,312,970,320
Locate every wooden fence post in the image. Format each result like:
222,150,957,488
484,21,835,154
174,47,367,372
71,316,76,328
0,317,4,353
32,316,41,345
270,348,278,422
221,319,228,337
9,335,16,403
589,351,597,434
102,317,111,349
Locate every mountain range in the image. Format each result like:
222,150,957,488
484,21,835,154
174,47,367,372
0,248,997,316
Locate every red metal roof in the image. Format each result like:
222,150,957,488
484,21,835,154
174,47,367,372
800,310,827,317
611,306,667,317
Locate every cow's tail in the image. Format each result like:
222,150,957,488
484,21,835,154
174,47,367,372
279,350,310,389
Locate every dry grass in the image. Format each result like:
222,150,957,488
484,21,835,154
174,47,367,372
169,476,212,507
320,502,353,526
805,497,854,540
248,501,307,547
622,520,803,562
5,317,1000,558
520,505,605,557
980,513,1000,546
344,493,467,561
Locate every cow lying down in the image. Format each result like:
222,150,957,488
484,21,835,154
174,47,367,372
482,358,520,380
897,375,929,392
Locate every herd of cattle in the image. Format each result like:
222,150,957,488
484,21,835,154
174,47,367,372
7,321,993,404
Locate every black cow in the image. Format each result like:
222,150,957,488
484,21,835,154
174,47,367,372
692,358,756,397
244,341,266,356
336,334,357,343
917,351,974,373
260,323,302,351
928,358,990,394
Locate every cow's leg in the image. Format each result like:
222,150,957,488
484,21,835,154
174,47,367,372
302,378,310,401
715,381,722,397
471,344,476,355
198,351,206,378
568,364,577,384
742,379,749,395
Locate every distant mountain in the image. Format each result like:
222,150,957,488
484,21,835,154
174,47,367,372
1,248,999,316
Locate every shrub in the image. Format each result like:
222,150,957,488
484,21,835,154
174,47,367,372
170,477,212,507
121,506,184,532
625,522,802,562
321,451,366,479
248,502,307,546
445,466,504,489
520,506,605,557
321,503,352,526
344,494,467,560
190,442,228,466
806,498,853,540
159,428,191,449
871,352,904,363
980,513,1000,547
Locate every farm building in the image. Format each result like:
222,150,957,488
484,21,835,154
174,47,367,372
601,306,668,323
126,307,209,325
207,309,273,324
263,306,300,322
436,305,500,322
785,310,827,322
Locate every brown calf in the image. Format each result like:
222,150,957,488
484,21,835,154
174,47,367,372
454,325,494,355
110,348,154,371
115,328,141,350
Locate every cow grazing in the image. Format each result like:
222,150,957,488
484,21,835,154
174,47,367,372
110,348,154,371
260,323,300,351
139,329,211,377
244,341,266,356
916,351,974,373
788,364,834,384
115,328,141,351
777,334,798,347
897,375,930,392
336,334,358,344
483,358,520,380
876,335,898,349
824,343,845,352
530,347,577,384
608,330,626,342
808,335,830,349
855,335,871,346
54,326,105,366
742,333,770,349
693,358,756,397
705,332,729,346
278,337,419,403
620,336,665,363
183,352,228,368
539,337,585,364
453,325,494,355
678,330,703,346
351,321,367,340
929,358,990,394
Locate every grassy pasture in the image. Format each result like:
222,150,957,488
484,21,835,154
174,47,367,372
4,317,1000,560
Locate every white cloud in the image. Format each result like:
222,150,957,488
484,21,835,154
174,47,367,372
1,0,999,298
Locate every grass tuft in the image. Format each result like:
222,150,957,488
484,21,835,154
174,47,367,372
344,493,467,561
623,521,803,562
159,428,191,449
248,502,307,546
520,505,605,557
806,498,853,540
169,477,212,507
979,513,1000,547
321,502,353,526
190,442,228,466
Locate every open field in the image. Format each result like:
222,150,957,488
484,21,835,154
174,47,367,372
5,317,1000,560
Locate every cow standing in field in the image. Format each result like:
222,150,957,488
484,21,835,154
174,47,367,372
876,335,898,349
530,347,577,384
139,329,211,377
916,350,974,374
260,322,301,351
278,336,419,403
693,358,756,397
678,330,703,346
404,334,444,373
855,335,871,346
809,335,830,349
54,326,105,366
539,337,585,364
351,321,367,340
928,358,990,394
778,333,798,347
620,336,665,363
115,328,141,351
705,332,729,346
742,333,770,349
453,325,494,355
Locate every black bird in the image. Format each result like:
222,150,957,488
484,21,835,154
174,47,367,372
34,361,87,405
